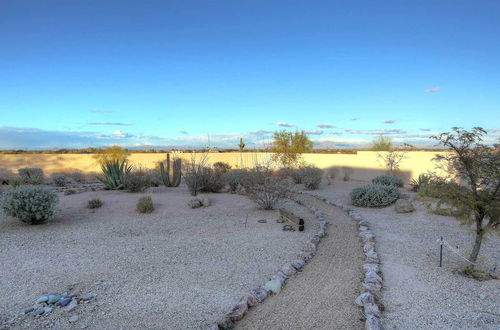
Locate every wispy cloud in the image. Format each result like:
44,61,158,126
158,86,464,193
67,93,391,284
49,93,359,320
350,117,360,121
424,87,442,93
87,122,134,126
305,129,324,135
179,130,189,135
316,123,335,128
88,109,114,113
382,119,397,124
113,130,134,138
276,121,296,127
344,128,407,135
249,129,273,135
419,128,432,132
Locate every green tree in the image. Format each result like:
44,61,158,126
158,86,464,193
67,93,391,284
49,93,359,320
431,127,499,265
370,134,393,151
271,130,313,167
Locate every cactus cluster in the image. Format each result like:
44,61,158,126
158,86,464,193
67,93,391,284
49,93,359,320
159,154,182,187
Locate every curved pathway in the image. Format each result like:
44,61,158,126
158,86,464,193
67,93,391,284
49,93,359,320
237,194,364,330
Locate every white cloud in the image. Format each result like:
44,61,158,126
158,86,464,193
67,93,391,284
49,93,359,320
316,123,335,128
424,87,442,93
276,121,296,127
382,119,397,124
305,129,324,135
350,117,360,121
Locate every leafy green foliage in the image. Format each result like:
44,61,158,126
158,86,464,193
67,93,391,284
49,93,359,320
0,186,58,224
271,130,313,167
87,198,103,209
372,175,403,187
350,184,400,207
97,159,132,190
136,195,154,213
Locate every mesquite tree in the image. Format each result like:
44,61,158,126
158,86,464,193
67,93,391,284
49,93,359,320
431,127,499,264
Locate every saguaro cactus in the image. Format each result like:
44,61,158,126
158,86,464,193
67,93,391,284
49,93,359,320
159,153,182,187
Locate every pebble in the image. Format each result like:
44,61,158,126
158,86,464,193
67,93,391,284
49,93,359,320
48,294,60,304
69,315,79,323
82,293,97,301
263,279,282,294
36,295,49,303
32,308,45,316
59,297,72,307
43,306,54,314
24,307,35,314
64,298,78,312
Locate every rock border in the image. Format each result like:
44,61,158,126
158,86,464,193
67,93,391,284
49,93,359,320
298,191,385,330
207,196,329,330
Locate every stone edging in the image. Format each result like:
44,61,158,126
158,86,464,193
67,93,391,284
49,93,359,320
207,195,329,330
299,191,384,330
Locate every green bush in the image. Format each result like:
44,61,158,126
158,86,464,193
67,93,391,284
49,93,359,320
300,166,323,190
52,173,67,187
372,175,403,187
123,169,154,193
16,168,44,185
226,169,250,192
137,195,154,213
417,176,460,199
0,186,58,224
350,184,400,207
199,167,226,193
87,198,103,209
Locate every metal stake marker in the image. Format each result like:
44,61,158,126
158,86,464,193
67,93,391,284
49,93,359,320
439,236,443,267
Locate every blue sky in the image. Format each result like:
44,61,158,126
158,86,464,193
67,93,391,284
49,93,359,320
1,0,499,149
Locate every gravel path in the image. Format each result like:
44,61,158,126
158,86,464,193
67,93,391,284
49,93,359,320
0,187,317,329
237,193,364,330
312,181,500,330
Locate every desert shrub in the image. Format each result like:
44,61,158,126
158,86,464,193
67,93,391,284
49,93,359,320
65,170,86,183
199,167,226,193
0,186,58,224
277,167,294,180
350,184,400,208
342,166,353,181
145,169,162,187
372,175,403,187
87,198,103,209
410,173,431,192
226,169,250,192
300,166,323,190
97,159,132,190
271,130,313,167
325,167,338,185
17,168,44,185
183,153,209,196
8,176,27,187
213,162,231,173
417,176,461,199
246,177,290,210
52,173,67,187
123,169,154,193
137,195,154,213
0,168,14,184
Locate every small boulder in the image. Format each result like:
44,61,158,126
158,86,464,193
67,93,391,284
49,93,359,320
188,199,202,209
226,302,248,321
198,196,210,207
291,259,305,270
249,287,269,303
64,298,78,312
281,263,297,276
394,199,415,213
69,315,79,323
36,295,49,304
263,279,282,294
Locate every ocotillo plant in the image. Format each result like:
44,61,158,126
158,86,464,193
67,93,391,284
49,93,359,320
159,153,182,187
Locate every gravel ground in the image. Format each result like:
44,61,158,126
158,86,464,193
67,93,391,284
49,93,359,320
311,181,500,330
237,193,364,330
0,186,317,329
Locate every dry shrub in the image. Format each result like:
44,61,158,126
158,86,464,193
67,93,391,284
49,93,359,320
87,198,103,209
137,195,154,213
247,177,291,210
123,168,155,193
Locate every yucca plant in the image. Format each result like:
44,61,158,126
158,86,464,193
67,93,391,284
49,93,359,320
159,154,181,187
97,159,132,190
410,173,431,192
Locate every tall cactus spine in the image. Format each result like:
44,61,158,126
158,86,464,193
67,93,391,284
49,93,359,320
159,153,182,187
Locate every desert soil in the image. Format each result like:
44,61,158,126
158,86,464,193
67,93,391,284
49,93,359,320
0,186,317,329
311,181,500,330
237,192,364,330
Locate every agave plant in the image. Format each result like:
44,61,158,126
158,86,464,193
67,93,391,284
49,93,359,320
159,154,181,187
410,173,431,192
97,159,132,190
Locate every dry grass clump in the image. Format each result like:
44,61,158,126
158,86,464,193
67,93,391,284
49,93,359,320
246,177,291,210
137,195,154,213
87,198,103,209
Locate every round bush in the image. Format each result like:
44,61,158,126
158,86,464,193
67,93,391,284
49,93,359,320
52,173,67,187
300,166,323,190
0,186,58,224
350,183,400,208
372,175,403,187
